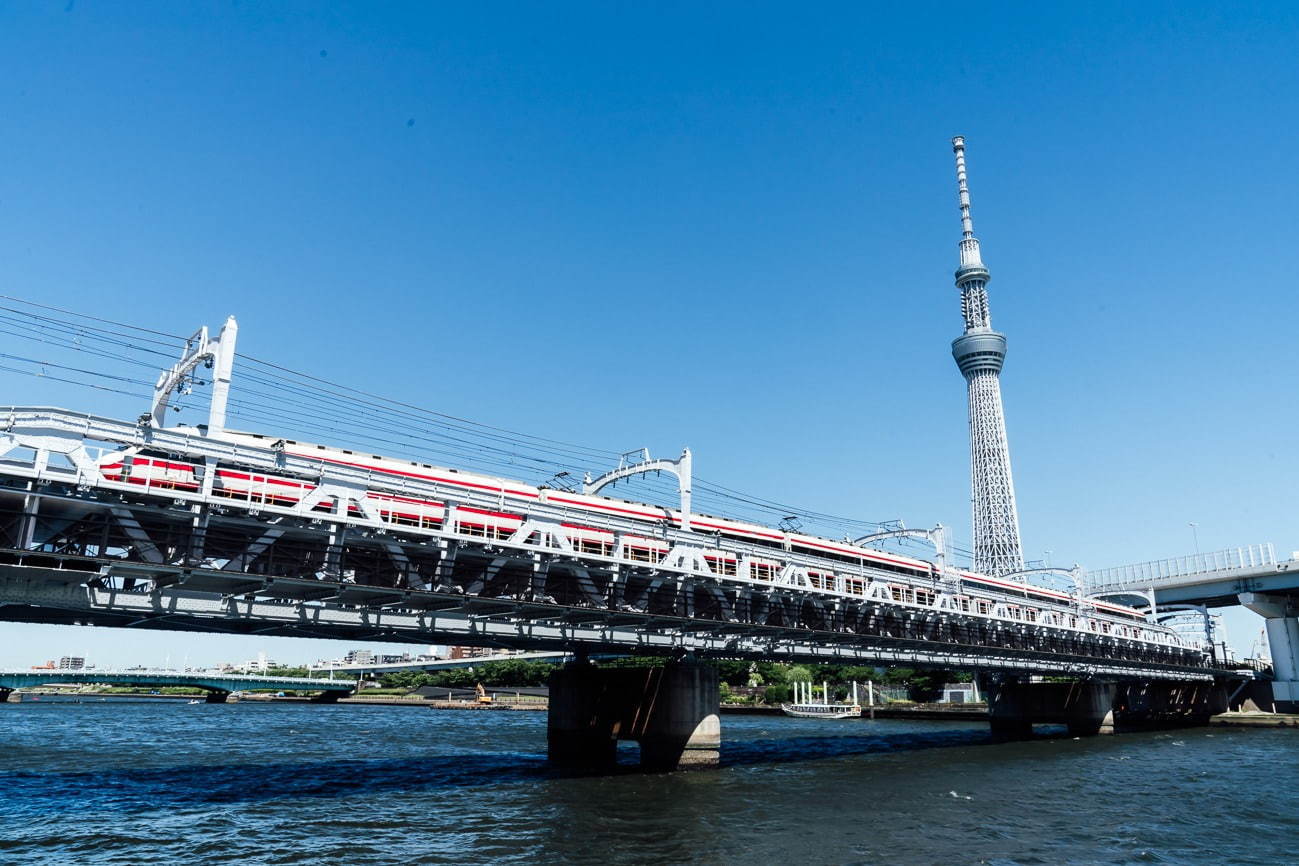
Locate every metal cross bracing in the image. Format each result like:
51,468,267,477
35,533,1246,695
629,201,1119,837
0,406,1217,680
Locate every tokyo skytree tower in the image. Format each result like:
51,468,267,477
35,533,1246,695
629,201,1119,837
949,136,1024,577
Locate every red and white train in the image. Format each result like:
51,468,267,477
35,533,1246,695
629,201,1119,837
97,428,1190,651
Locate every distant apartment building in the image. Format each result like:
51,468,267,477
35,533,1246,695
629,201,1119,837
237,652,278,673
448,647,522,660
344,649,375,665
58,656,86,670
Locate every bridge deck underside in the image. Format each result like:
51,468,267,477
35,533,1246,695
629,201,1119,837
0,479,1216,680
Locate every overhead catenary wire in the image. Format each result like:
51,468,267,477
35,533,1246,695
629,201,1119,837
0,297,963,547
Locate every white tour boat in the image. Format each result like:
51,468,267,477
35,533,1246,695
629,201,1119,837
780,680,862,719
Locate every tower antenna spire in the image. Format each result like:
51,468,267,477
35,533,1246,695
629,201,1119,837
948,136,1024,577
953,135,975,240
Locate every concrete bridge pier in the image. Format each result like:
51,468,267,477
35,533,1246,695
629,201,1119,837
204,690,231,703
1240,592,1299,712
547,661,617,768
547,659,720,771
984,678,1116,738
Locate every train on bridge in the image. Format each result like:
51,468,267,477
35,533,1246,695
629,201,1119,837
0,401,1204,676
100,428,1177,649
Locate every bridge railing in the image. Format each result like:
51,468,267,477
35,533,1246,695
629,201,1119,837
1084,543,1276,593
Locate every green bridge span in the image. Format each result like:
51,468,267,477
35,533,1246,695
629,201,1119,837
0,670,357,703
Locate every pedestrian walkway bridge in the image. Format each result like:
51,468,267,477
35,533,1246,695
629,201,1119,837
1084,544,1299,607
0,668,356,701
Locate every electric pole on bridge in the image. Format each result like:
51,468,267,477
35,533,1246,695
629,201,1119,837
949,137,1025,577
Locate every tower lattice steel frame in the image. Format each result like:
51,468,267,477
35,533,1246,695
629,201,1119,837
949,136,1024,577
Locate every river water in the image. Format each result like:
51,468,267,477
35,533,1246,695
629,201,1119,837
0,698,1292,865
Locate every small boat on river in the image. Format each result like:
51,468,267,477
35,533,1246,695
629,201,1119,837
781,702,862,719
780,680,862,719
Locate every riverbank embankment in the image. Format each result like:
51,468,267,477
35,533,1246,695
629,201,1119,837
1210,711,1299,728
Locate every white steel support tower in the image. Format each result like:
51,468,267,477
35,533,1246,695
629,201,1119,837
949,136,1024,577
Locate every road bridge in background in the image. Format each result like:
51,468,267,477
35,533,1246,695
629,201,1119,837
0,668,356,702
1085,544,1299,711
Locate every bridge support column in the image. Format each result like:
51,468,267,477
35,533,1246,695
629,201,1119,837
638,661,721,770
985,679,1116,738
548,661,617,769
547,659,720,771
204,690,231,703
1240,593,1299,712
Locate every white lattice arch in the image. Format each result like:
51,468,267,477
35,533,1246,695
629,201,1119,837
583,448,693,531
852,524,950,580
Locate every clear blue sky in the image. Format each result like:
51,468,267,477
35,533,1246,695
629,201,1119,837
0,1,1294,665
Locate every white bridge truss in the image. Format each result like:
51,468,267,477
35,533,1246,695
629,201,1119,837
0,406,1216,680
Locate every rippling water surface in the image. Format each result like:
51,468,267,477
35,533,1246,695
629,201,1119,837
0,698,1293,864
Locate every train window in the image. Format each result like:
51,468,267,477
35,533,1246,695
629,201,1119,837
626,547,655,563
577,539,611,555
705,556,738,577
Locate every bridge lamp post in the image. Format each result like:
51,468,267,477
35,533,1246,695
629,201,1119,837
1188,522,1200,554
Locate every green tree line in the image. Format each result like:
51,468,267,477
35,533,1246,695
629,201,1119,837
374,656,971,702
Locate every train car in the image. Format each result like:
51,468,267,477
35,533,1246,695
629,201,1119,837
96,428,1192,656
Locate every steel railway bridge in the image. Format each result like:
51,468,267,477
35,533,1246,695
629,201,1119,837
0,317,1234,768
0,406,1211,680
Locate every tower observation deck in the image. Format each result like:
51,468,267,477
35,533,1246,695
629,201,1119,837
950,136,1024,577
